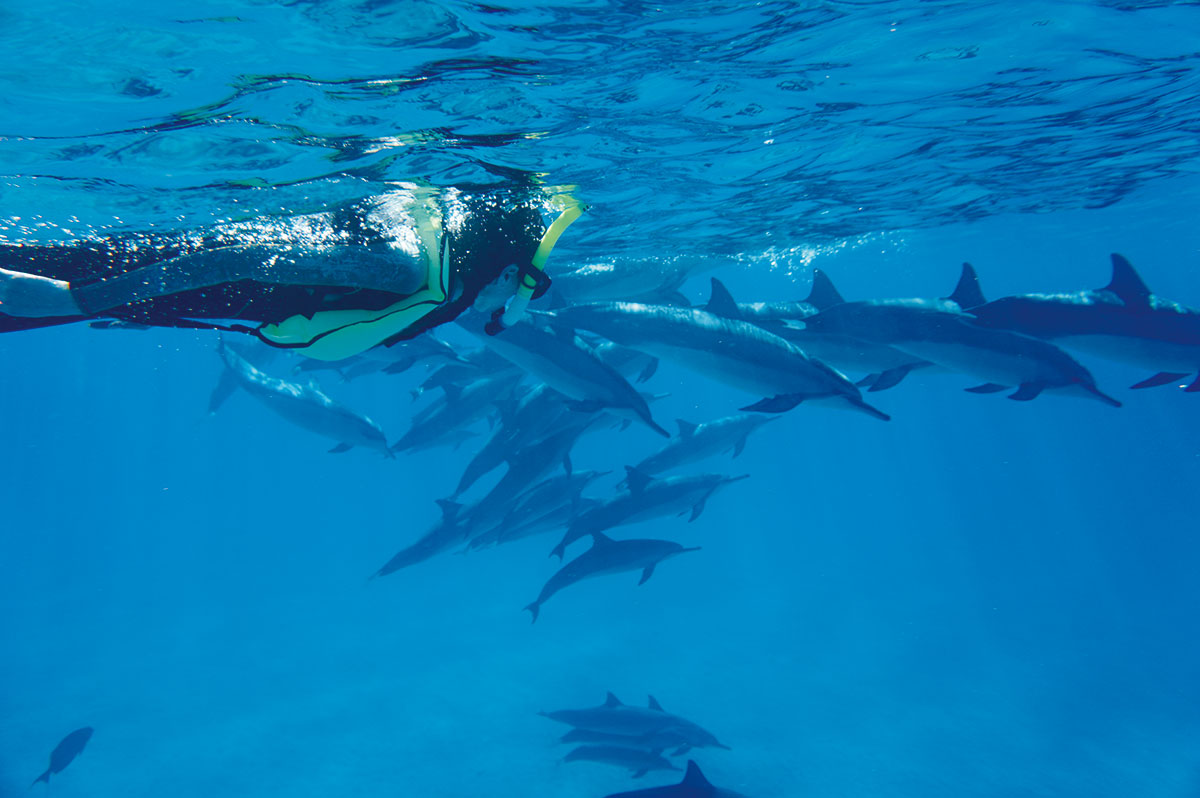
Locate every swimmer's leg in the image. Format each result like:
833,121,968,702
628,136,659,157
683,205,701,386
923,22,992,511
0,267,83,317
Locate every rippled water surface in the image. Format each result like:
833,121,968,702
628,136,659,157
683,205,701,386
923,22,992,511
3,3,1200,798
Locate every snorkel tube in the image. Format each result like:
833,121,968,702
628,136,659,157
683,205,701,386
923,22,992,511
486,197,586,335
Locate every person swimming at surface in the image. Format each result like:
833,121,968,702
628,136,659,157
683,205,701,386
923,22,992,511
0,185,583,360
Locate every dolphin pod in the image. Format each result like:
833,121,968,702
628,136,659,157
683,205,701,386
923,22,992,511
187,251,1200,797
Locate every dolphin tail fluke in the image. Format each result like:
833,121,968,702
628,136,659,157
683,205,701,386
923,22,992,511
741,393,803,413
1130,371,1188,389
848,396,891,421
549,538,568,561
1008,382,1045,401
524,602,541,624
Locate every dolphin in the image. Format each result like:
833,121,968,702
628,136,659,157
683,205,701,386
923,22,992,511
700,268,849,325
371,499,471,577
633,415,777,476
802,286,1122,406
603,761,747,798
545,303,889,419
464,313,669,437
32,727,93,786
294,332,462,380
560,727,695,755
391,371,524,454
466,470,607,551
593,340,660,383
551,468,748,560
465,418,596,535
524,534,700,623
542,693,729,751
551,260,691,306
967,254,1200,391
217,341,392,454
563,745,681,778
705,274,935,392
453,384,572,497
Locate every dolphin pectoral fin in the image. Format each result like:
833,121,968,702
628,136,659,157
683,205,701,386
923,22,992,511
328,442,354,454
1008,383,1045,401
733,435,747,458
638,565,657,585
855,373,878,388
1130,372,1188,389
563,453,574,476
741,394,804,413
868,364,914,392
1086,385,1122,407
965,383,1008,394
689,498,708,522
1186,373,1200,393
672,744,692,756
637,358,659,383
633,769,649,779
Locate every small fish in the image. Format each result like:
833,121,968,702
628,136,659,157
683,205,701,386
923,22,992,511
32,726,93,786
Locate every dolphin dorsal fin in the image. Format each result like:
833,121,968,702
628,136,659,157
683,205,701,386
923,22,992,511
647,695,664,711
681,761,713,788
675,419,698,437
946,262,986,309
436,499,462,521
1102,253,1151,306
623,466,653,495
705,278,742,319
805,269,844,310
604,691,624,707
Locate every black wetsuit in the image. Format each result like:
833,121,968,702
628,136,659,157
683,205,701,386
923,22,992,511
0,188,546,345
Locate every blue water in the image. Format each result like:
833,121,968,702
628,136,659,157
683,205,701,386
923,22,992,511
3,2,1200,796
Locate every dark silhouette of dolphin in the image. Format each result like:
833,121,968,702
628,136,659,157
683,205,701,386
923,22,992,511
603,760,747,797
31,726,93,786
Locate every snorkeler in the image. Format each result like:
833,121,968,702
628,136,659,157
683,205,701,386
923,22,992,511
0,186,583,360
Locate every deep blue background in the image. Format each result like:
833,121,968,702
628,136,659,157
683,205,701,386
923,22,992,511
3,2,1200,796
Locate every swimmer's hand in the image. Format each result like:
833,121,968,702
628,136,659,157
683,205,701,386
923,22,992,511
0,267,83,317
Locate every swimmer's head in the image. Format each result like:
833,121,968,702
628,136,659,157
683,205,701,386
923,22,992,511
472,263,520,313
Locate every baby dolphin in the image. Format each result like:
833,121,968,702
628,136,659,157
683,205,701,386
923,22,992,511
32,726,93,786
551,468,747,560
604,760,747,798
564,744,681,778
524,534,699,623
633,415,777,476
